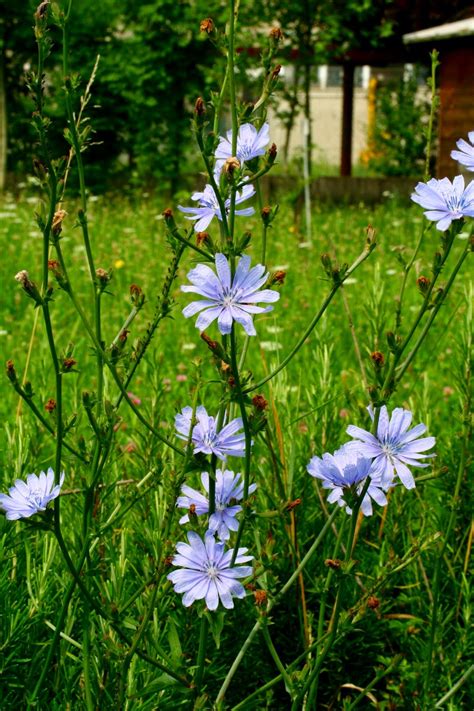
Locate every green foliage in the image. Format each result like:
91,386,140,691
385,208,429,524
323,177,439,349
368,71,434,177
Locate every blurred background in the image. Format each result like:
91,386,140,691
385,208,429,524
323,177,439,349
1,0,473,196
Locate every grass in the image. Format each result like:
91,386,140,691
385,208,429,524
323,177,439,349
0,188,472,709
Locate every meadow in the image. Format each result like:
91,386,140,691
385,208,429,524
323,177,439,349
1,187,472,709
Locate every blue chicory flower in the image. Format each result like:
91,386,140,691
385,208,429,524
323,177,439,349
177,469,257,541
346,405,436,490
451,131,474,171
214,122,270,176
167,530,253,610
307,445,387,516
410,175,474,231
181,253,280,336
175,405,247,460
0,468,64,520
178,183,255,232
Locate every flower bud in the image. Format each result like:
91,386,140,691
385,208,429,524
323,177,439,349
286,498,301,511
321,253,333,278
45,398,56,413
254,589,267,606
35,1,49,20
62,357,77,372
162,207,177,232
15,270,42,305
416,275,431,296
130,283,145,308
194,97,206,116
6,360,18,385
267,143,277,165
271,64,281,80
252,394,268,411
325,558,341,569
200,17,214,34
223,156,241,179
271,270,286,286
96,268,112,292
269,27,283,42
386,331,401,354
196,231,210,246
367,595,380,610
371,351,385,368
52,209,67,237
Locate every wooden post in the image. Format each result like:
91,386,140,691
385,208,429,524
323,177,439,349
340,63,354,176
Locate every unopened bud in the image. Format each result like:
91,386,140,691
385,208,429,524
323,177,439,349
32,157,47,182
267,143,277,164
321,253,333,277
371,351,385,368
367,595,380,610
96,268,112,291
63,357,77,372
52,209,67,237
223,156,241,178
35,1,49,20
325,558,341,569
286,498,301,511
261,205,271,221
6,360,17,384
271,270,286,286
386,331,401,354
416,275,431,296
130,283,145,308
269,27,283,42
252,394,268,411
271,64,281,80
15,270,42,305
196,231,210,246
366,224,376,245
45,398,56,413
254,589,267,606
200,17,214,34
194,97,206,116
162,208,177,231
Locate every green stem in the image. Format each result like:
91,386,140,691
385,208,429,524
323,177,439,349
261,624,294,698
215,507,339,705
82,601,94,711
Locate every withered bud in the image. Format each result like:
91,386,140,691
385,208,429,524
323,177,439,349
119,329,129,344
52,209,67,236
367,595,380,610
371,351,385,368
63,357,77,371
130,284,145,308
223,156,241,178
96,268,111,285
286,498,302,512
45,398,56,413
188,503,197,519
200,17,214,34
268,143,277,162
163,207,173,220
271,64,281,80
272,270,286,285
48,259,60,271
416,275,431,296
33,157,47,182
35,1,49,20
6,360,17,384
195,97,206,116
252,394,268,411
269,27,283,41
325,558,341,569
15,270,42,304
366,224,376,245
164,555,174,567
196,231,210,246
254,589,267,606
200,331,218,352
228,376,236,388
261,205,271,219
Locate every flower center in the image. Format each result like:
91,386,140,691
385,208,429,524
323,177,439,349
26,488,44,508
206,564,219,579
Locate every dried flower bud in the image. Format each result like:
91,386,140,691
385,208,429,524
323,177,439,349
272,270,286,285
325,558,341,569
63,357,77,372
6,360,17,384
416,275,431,296
367,595,380,610
45,398,56,413
196,231,210,246
201,331,218,352
286,498,302,511
267,143,277,165
163,207,173,220
35,1,49,20
371,351,385,368
254,589,267,606
269,27,283,42
32,157,47,182
223,156,241,178
119,329,129,344
321,253,333,277
164,555,174,567
200,17,214,34
15,270,42,305
188,503,197,520
195,97,206,116
261,205,271,220
52,209,67,237
130,284,145,308
252,394,268,411
271,64,281,80
96,268,112,289
366,224,376,245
